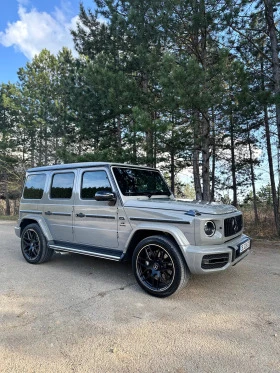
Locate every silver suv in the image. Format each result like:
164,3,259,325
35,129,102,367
15,162,251,297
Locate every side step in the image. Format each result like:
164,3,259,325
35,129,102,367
48,240,123,261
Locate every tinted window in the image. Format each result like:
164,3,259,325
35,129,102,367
23,174,46,199
50,173,75,199
81,171,112,199
113,167,171,196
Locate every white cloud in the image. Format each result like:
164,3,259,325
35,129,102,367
17,0,30,5
0,5,79,59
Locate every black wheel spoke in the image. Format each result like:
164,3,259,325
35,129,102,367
136,243,175,292
137,257,148,266
23,246,30,253
145,246,153,260
22,229,41,261
145,272,153,280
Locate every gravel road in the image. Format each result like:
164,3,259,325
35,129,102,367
0,221,279,373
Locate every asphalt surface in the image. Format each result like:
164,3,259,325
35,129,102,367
0,221,280,373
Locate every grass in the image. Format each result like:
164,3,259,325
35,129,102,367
0,215,18,221
241,206,278,240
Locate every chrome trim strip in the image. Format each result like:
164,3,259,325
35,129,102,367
51,212,72,216
49,245,121,261
20,210,42,215
85,214,115,219
130,217,190,224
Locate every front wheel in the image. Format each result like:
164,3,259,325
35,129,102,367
132,235,190,297
21,223,54,264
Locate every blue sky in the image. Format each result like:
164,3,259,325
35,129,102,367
0,0,94,84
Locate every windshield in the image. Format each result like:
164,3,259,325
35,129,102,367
112,167,171,197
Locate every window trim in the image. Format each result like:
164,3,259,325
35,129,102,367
80,170,113,200
111,166,171,197
50,171,75,200
23,173,46,200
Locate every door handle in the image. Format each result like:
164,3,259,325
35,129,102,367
45,211,52,215
76,213,85,218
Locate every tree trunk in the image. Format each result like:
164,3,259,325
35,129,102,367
38,123,43,166
193,112,202,200
201,115,211,201
198,0,211,202
230,110,237,206
264,0,280,144
264,104,280,233
261,57,280,234
211,109,216,201
264,0,280,210
13,199,18,216
30,131,35,167
44,122,48,165
193,148,202,200
54,136,58,164
116,117,122,147
131,120,137,164
247,132,259,223
3,172,10,216
141,72,154,167
146,127,153,167
153,117,157,168
170,150,175,194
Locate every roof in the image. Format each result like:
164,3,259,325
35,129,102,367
27,162,156,173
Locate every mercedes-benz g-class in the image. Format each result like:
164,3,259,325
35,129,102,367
15,162,251,297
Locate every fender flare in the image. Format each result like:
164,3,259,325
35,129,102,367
124,222,191,252
19,214,53,242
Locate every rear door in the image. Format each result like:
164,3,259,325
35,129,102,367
43,170,76,243
73,167,119,249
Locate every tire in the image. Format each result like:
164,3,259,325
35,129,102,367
132,235,190,297
21,223,54,264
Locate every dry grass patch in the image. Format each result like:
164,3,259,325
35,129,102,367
241,206,277,240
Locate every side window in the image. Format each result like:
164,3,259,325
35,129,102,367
50,173,75,199
23,174,46,199
81,171,112,199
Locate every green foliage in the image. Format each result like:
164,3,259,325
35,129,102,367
1,0,279,233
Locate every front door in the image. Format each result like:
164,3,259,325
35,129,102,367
73,168,119,249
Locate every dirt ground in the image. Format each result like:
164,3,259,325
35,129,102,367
0,221,279,373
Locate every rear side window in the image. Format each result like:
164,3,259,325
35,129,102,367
50,173,75,199
81,171,112,199
23,174,46,199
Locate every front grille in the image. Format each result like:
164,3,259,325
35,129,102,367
224,215,243,237
201,253,230,269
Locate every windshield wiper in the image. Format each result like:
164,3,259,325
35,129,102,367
140,191,171,198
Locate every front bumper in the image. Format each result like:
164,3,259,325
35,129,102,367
182,234,251,274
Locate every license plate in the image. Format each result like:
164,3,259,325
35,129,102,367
240,239,250,253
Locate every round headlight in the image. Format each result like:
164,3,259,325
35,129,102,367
204,221,216,237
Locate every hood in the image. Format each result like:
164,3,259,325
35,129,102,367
123,198,238,215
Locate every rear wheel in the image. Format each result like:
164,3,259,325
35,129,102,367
21,223,53,264
132,235,190,297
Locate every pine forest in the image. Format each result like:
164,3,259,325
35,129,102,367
0,0,280,236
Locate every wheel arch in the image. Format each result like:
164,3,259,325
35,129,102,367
19,215,53,241
123,224,190,262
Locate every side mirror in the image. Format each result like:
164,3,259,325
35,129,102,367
95,190,117,203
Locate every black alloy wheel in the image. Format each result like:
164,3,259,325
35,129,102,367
22,228,40,261
132,235,190,297
21,223,54,264
136,243,175,292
